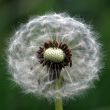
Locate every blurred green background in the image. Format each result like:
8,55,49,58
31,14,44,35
0,0,110,110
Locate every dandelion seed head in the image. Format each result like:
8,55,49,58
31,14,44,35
8,13,102,99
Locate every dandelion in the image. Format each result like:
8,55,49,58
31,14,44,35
8,13,101,110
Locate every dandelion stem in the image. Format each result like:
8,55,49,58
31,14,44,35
55,79,63,110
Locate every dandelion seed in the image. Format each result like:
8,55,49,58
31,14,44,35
8,13,102,101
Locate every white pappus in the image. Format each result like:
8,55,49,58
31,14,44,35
8,13,102,100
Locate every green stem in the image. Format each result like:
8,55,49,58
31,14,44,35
55,79,63,110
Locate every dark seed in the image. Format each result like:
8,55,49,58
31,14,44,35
44,42,49,49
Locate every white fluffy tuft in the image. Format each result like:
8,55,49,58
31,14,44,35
8,13,102,99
